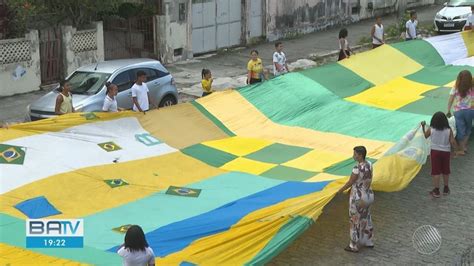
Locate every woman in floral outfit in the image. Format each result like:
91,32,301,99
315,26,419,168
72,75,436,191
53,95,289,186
338,146,375,252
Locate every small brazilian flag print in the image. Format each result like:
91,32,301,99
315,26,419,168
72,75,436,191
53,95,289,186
112,224,132,234
166,186,201,198
104,179,129,188
0,144,26,165
81,112,99,120
98,142,122,152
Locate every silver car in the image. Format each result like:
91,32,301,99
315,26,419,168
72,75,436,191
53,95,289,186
28,59,178,120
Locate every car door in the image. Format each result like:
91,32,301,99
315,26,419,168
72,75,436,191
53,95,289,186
112,70,133,110
130,68,169,105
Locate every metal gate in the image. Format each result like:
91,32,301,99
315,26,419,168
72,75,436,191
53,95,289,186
104,16,155,60
39,28,61,84
192,0,242,54
249,0,263,38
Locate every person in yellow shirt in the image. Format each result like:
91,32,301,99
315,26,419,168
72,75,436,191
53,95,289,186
201,69,214,97
247,50,265,84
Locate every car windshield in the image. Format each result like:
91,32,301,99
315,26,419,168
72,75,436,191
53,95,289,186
447,0,474,6
67,71,110,95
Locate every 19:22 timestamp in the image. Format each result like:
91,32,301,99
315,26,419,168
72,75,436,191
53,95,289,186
44,239,66,247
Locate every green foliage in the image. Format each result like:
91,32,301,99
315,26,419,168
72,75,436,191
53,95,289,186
5,0,123,36
358,36,372,45
386,12,411,38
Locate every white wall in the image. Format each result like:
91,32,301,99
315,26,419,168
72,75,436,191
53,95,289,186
62,22,105,77
157,0,192,63
0,30,41,97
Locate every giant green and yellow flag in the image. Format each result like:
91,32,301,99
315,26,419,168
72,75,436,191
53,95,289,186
0,31,473,265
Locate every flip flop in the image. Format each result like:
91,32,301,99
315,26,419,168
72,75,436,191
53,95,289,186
344,245,359,253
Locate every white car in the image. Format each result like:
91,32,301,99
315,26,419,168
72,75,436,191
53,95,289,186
434,1,473,32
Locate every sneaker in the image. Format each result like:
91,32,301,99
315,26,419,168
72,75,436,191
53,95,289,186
430,188,440,198
443,186,450,196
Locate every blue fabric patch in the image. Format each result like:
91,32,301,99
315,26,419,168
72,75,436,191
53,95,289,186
108,181,329,256
180,262,196,266
14,196,61,218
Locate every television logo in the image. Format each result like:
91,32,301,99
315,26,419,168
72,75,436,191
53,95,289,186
26,219,84,248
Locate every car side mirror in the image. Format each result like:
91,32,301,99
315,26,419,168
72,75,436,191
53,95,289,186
443,2,447,6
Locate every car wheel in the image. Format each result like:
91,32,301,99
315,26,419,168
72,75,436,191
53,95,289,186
159,95,177,107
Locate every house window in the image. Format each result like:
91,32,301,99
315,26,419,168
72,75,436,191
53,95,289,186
179,3,186,22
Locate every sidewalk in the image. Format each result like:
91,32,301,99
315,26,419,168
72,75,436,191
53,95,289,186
169,4,442,97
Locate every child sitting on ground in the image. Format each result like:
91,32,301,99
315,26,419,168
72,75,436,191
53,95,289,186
118,225,155,266
421,112,458,198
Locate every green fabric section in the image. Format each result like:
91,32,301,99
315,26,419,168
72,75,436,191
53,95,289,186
191,100,236,136
324,157,377,176
406,65,472,86
245,143,311,164
300,63,374,98
0,213,121,265
245,216,313,266
397,87,450,116
182,143,237,167
260,165,317,181
239,73,429,142
84,172,284,251
390,40,445,67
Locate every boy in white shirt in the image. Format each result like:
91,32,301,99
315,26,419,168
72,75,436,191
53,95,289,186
371,16,384,48
131,71,155,112
466,6,474,30
405,11,418,41
273,42,289,76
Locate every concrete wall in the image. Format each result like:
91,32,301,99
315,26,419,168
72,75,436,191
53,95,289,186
0,30,41,97
358,0,435,19
265,0,353,41
265,0,435,41
157,0,192,63
62,22,105,77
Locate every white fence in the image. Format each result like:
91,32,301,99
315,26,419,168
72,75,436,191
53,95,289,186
0,30,41,97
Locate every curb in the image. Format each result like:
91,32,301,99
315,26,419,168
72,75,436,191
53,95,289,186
308,36,399,60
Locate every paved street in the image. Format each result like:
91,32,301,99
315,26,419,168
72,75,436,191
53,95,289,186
0,4,441,124
271,140,474,265
2,2,473,265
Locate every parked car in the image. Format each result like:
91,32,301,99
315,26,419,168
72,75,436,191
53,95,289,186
28,59,178,121
434,0,473,32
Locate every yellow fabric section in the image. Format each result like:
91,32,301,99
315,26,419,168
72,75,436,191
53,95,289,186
138,103,228,149
156,180,343,265
338,44,423,85
202,136,273,156
0,243,87,265
220,157,276,175
371,154,422,192
283,150,349,172
305,173,347,183
196,90,393,159
445,80,455,88
461,30,474,56
0,111,137,143
0,152,225,219
346,77,437,110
